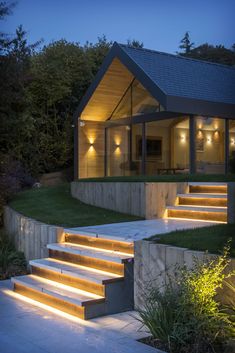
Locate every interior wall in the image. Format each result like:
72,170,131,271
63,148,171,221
78,121,105,178
195,117,225,173
173,127,189,168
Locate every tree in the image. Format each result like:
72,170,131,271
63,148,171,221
179,31,194,54
181,43,235,66
127,39,144,48
0,1,16,54
0,25,39,169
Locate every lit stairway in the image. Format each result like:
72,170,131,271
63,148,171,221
166,182,227,223
11,232,134,320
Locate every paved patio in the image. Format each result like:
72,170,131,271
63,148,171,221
0,280,161,353
67,218,216,241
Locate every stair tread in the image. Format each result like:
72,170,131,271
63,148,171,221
47,243,134,263
167,205,227,212
12,275,104,306
178,193,227,198
64,229,133,245
30,258,123,284
188,182,227,186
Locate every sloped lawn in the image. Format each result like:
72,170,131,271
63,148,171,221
149,224,235,257
9,183,142,227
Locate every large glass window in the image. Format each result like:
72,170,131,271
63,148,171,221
195,117,225,174
110,78,161,120
132,80,160,115
111,87,131,120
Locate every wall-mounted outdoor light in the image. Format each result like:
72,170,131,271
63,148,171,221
180,134,186,143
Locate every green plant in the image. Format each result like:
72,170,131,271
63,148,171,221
137,243,235,353
0,230,27,280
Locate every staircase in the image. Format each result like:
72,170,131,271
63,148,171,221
166,182,227,223
11,232,134,320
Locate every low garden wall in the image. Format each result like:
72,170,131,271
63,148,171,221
3,206,64,262
71,181,188,219
134,240,235,309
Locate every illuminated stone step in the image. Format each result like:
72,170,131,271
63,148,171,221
167,205,227,222
64,231,134,255
30,258,123,296
178,193,227,199
47,243,134,275
188,182,227,194
177,193,227,207
12,275,105,320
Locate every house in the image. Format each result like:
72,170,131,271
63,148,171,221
74,42,235,179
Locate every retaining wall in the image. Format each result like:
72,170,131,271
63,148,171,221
71,182,188,219
3,206,64,262
134,240,235,309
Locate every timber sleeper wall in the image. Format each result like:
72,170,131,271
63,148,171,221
71,181,188,219
134,240,235,309
3,206,64,262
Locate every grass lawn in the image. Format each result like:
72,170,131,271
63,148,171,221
149,224,235,257
77,174,235,183
9,183,142,227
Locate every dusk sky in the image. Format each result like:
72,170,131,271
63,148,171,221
2,0,235,53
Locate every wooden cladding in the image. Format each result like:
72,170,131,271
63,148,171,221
81,58,133,121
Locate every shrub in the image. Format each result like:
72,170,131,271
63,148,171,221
137,244,235,353
0,229,27,280
0,154,35,224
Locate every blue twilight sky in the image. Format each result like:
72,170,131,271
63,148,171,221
1,0,235,53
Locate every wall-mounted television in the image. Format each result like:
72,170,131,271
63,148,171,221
136,135,162,159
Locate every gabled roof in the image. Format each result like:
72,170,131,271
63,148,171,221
75,42,235,120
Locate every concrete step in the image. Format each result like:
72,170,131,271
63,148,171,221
166,205,227,222
12,275,105,320
30,258,123,296
47,243,134,275
177,193,227,207
64,231,134,255
189,182,227,194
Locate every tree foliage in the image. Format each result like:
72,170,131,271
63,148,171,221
179,31,235,66
179,31,194,54
0,19,112,176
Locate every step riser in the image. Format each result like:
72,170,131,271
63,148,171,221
49,249,124,276
14,282,85,319
167,209,227,222
65,234,134,255
178,197,227,207
189,185,227,194
31,266,105,296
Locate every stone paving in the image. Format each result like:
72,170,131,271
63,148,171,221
68,218,216,241
0,280,161,353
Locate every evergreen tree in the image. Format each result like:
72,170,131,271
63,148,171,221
179,31,194,54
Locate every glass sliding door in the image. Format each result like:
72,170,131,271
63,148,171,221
144,117,189,175
106,125,130,176
195,117,225,174
131,123,143,175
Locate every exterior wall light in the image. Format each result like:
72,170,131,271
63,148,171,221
231,138,235,145
180,134,186,143
79,121,85,127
